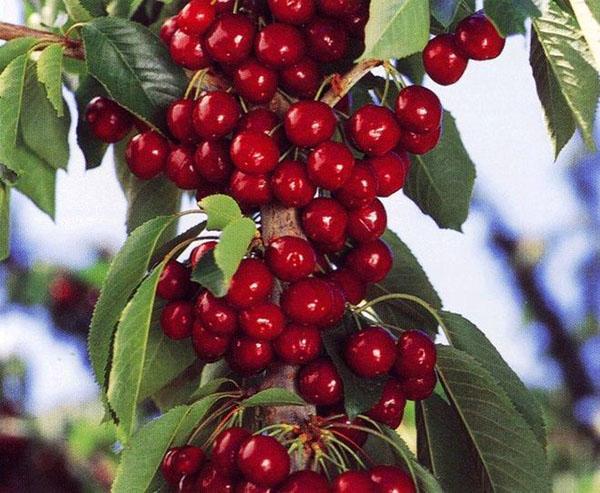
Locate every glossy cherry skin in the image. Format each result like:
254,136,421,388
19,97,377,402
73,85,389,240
281,278,340,327
268,0,316,24
193,91,241,140
255,23,306,69
297,358,343,406
397,126,441,155
160,300,195,340
367,151,410,197
455,11,506,61
266,236,317,282
235,480,273,493
305,18,349,62
178,0,217,36
238,108,282,139
239,302,285,340
190,241,218,268
394,330,437,379
274,324,322,364
160,16,179,44
229,170,273,208
317,0,360,17
161,447,181,484
307,141,355,191
230,130,280,175
212,426,251,474
347,104,402,156
204,13,256,64
170,446,206,482
423,34,468,85
320,281,346,329
194,140,233,184
237,435,290,487
395,86,442,134
226,259,274,309
367,379,407,429
157,260,192,300
344,326,396,377
331,471,377,493
279,470,330,493
125,131,170,179
227,336,274,374
233,59,278,104
195,290,238,336
169,29,210,70
284,100,337,148
302,197,348,245
166,146,202,189
347,198,387,243
280,57,321,99
85,97,133,143
327,413,368,448
334,163,378,210
325,268,366,305
167,99,197,144
192,320,231,361
341,3,369,36
196,463,235,492
346,239,393,283
370,465,416,493
271,159,316,207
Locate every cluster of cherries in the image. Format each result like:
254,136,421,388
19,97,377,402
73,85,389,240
161,427,416,492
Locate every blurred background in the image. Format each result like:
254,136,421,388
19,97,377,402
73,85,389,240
1,1,599,491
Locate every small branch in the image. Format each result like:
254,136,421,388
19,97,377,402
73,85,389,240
321,59,382,107
0,21,85,59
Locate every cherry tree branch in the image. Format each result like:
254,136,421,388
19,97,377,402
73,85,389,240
0,21,85,59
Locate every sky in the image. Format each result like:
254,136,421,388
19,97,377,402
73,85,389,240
0,1,594,414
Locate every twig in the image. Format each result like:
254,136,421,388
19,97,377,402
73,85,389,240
0,21,85,59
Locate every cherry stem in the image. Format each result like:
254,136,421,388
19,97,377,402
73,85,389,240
314,74,335,101
63,22,87,40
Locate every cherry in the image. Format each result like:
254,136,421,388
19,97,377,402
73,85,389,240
346,239,393,283
318,0,360,17
196,463,235,492
347,198,387,243
274,324,322,364
229,170,273,208
265,235,317,282
284,100,337,148
196,181,224,201
255,23,306,69
195,290,238,336
395,86,442,134
173,446,206,479
367,379,407,429
238,108,285,149
279,470,330,493
233,59,278,104
85,97,133,143
271,159,316,207
230,130,280,175
367,151,410,197
331,471,377,493
325,268,366,305
178,0,217,36
235,480,273,493
397,126,441,155
334,163,378,209
49,274,80,307
268,0,316,25
305,18,349,62
237,435,290,487
394,330,437,378
161,447,181,484
228,337,274,374
320,281,346,328
341,3,369,36
204,13,256,64
166,146,202,189
167,99,197,144
281,278,339,327
192,320,232,361
369,465,416,493
347,104,402,156
125,131,170,180
455,11,506,61
160,16,179,44
239,302,285,340
298,358,343,406
301,198,348,245
157,260,192,300
179,474,197,492
226,258,274,309
423,34,469,86
344,326,396,377
327,413,368,448
194,140,233,184
190,241,218,268
169,29,210,70
307,141,355,191
212,426,251,473
280,57,321,99
160,300,195,339
215,0,236,13
193,91,241,140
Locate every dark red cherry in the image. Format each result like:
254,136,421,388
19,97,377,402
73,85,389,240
255,23,306,69
229,170,273,208
228,337,274,374
125,131,169,179
423,34,468,85
367,151,410,197
157,260,192,300
169,29,210,70
455,11,506,61
280,57,321,99
179,474,197,492
325,268,366,305
172,446,206,480
274,324,322,364
230,130,280,175
347,104,401,156
344,326,396,377
331,471,377,493
400,373,437,401
190,241,218,268
237,435,291,487
305,18,349,62
281,278,337,327
238,108,283,142
233,59,278,104
160,300,194,339
215,0,236,13
297,358,343,406
167,99,197,144
271,159,316,207
341,3,369,36
192,320,231,361
266,235,317,282
346,239,393,283
85,97,133,143
307,141,355,191
166,146,202,189
195,290,238,336
334,163,378,209
196,463,235,492
212,426,251,473
178,0,217,36
204,13,256,64
193,91,241,140
239,302,285,340
284,100,337,148
226,258,274,309
320,281,346,329
279,470,330,493
268,0,316,25
394,330,437,378
235,480,273,493
347,198,387,243
395,86,442,134
161,447,181,484
194,140,234,184
160,16,179,44
367,379,407,429
397,126,441,155
327,414,367,448
302,197,348,245
370,465,415,493
317,0,360,17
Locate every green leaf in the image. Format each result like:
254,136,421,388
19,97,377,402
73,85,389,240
80,0,108,17
570,0,600,71
436,345,551,493
151,220,207,267
13,145,56,218
360,0,430,61
81,17,188,132
108,0,145,18
0,54,29,167
430,0,461,27
404,111,476,231
484,0,541,35
188,377,238,402
75,75,109,170
37,44,65,117
125,176,181,234
200,194,242,231
152,362,205,411
241,389,306,408
395,54,425,85
0,182,9,261
63,0,93,21
0,38,37,72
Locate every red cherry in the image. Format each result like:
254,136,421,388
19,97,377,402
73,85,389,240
157,260,192,300
230,130,280,175
267,0,316,25
370,465,416,493
367,379,407,429
226,259,274,309
215,0,236,13
169,29,210,70
332,471,377,493
397,126,441,155
196,463,235,492
347,104,401,156
238,108,284,147
239,302,285,340
325,268,366,305
167,99,197,144
172,446,206,479
125,131,169,180
284,100,337,148
204,13,256,64
279,470,329,493
193,91,241,140
178,0,216,36
347,198,387,243
195,290,238,336
274,324,322,364
334,163,378,210
161,447,181,484
423,34,469,86
229,170,273,208
307,141,355,191
233,59,278,104
341,3,369,36
160,16,179,44
400,373,436,401
194,140,233,184
394,330,437,379
179,475,197,492
455,11,506,61
85,97,133,143
344,326,396,377
228,336,274,374
265,235,317,282
327,414,367,448
280,57,321,99
395,86,442,134
346,239,393,283
166,146,202,190
305,18,349,62
190,241,218,268
237,435,290,487
235,480,273,493
212,426,251,473
301,198,348,245
255,23,306,69
281,278,338,327
317,0,360,17
160,300,195,339
320,281,346,329
192,320,231,361
297,358,343,406
367,151,410,197
271,159,316,207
